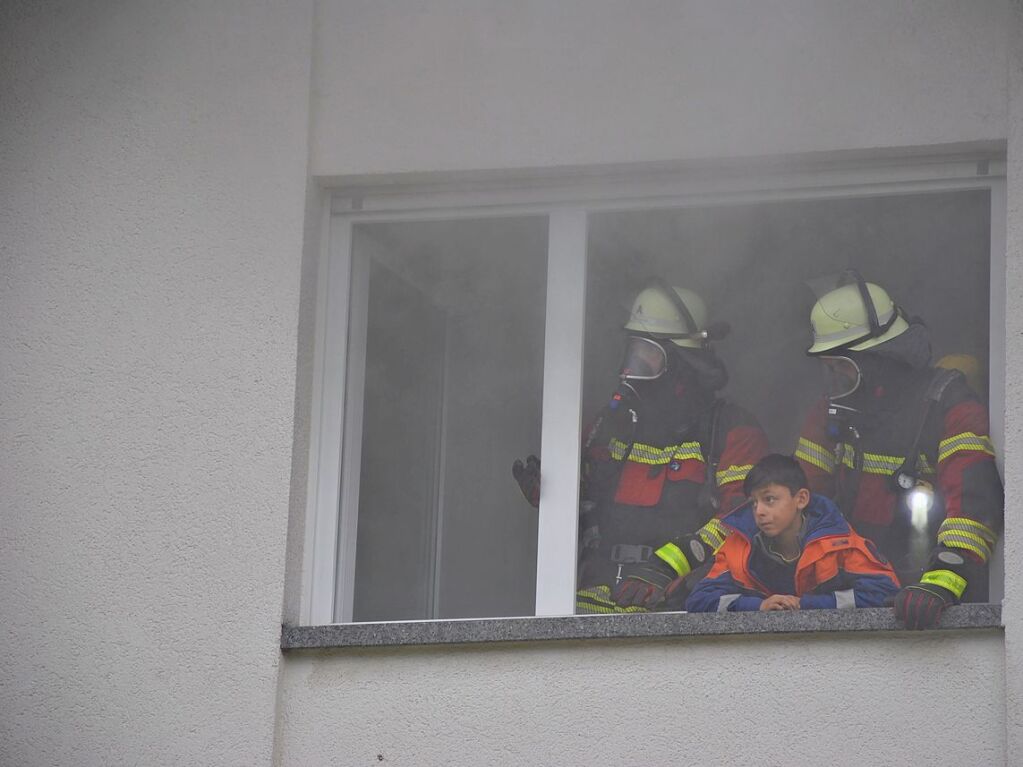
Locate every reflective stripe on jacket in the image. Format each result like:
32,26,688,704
794,371,1002,567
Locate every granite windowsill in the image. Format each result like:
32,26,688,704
281,604,1001,650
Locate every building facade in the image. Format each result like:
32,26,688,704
4,2,1022,764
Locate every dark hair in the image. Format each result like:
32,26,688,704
743,453,809,497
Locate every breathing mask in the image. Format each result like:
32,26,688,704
618,336,668,382
609,335,667,412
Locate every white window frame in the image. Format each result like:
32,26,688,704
300,151,1007,626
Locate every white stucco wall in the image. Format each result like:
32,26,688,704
311,0,1009,176
1,1,313,765
278,633,1006,766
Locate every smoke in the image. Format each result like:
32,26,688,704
344,189,990,621
586,190,991,446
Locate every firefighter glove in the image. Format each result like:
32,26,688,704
893,581,956,630
612,557,679,609
611,533,704,608
512,454,541,507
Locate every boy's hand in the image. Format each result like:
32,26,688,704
760,594,801,611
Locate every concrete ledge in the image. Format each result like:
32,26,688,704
281,604,1001,650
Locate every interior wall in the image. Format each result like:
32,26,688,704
352,220,548,620
310,0,1008,176
1,2,313,765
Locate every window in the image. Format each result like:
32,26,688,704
301,153,1005,626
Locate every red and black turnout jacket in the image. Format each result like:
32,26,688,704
579,400,769,589
794,369,1002,599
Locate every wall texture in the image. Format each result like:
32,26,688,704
1,1,313,765
311,0,1009,176
277,632,1006,766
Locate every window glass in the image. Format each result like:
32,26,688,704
348,217,548,621
580,191,994,614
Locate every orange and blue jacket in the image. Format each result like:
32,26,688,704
685,493,900,612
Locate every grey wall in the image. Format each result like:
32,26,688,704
350,220,548,620
277,633,1006,766
310,0,1008,175
1,1,313,765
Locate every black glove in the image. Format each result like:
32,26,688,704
613,533,712,609
511,454,541,507
612,557,680,609
893,583,954,630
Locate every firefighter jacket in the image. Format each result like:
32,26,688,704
578,399,769,591
685,493,900,612
794,367,1002,600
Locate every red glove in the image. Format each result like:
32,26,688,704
612,558,680,609
893,583,954,630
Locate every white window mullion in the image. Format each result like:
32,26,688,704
988,178,1006,605
333,239,371,623
535,209,588,616
303,215,353,625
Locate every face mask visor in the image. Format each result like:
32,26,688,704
618,336,668,382
819,355,861,401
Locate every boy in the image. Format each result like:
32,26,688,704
686,453,899,612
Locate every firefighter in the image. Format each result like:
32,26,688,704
513,279,769,613
795,274,1003,629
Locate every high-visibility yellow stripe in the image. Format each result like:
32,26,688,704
938,432,996,463
795,437,835,473
575,586,648,614
830,447,937,478
936,531,991,562
917,453,935,475
655,542,692,578
938,517,997,543
698,518,729,552
920,569,968,599
839,446,905,475
716,463,753,486
608,439,704,466
937,518,996,561
609,438,630,460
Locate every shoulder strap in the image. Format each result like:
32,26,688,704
697,400,725,514
924,367,962,404
891,368,963,486
700,399,725,468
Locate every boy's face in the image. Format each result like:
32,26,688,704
750,483,810,538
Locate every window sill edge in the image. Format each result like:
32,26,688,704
280,604,1002,650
